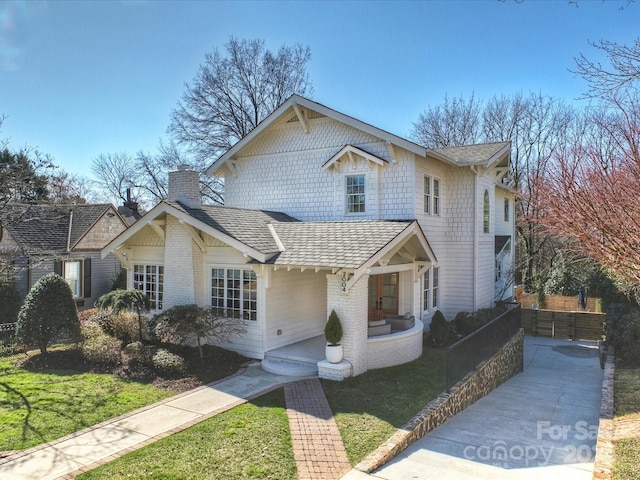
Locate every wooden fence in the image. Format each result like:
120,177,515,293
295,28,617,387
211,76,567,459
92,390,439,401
520,309,605,341
515,287,602,312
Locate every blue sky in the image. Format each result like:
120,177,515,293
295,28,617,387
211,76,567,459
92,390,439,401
1,0,638,178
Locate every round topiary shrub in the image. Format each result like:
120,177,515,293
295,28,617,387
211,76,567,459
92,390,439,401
16,272,80,355
152,348,186,377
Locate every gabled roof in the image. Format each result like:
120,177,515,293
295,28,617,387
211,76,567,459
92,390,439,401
269,220,435,269
429,141,511,168
102,201,436,271
1,203,123,254
206,94,428,176
205,95,512,177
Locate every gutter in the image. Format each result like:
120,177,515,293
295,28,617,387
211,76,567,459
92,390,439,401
67,209,74,252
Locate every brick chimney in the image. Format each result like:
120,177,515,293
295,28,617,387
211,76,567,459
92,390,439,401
168,164,201,208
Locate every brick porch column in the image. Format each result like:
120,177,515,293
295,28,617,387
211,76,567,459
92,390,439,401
327,273,369,376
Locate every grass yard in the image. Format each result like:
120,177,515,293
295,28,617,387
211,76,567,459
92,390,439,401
0,348,173,452
0,343,246,453
72,338,447,478
77,389,296,480
322,344,447,464
614,366,640,480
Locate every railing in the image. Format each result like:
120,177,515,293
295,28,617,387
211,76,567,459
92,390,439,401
446,306,521,391
0,322,17,356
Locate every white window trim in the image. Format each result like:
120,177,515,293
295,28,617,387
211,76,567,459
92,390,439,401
209,265,258,322
132,263,164,311
63,260,82,298
422,265,440,313
424,176,441,217
345,174,367,216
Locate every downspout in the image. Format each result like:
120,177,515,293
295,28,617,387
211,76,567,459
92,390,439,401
470,166,479,312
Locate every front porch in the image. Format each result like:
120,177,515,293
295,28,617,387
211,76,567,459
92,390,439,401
260,315,425,379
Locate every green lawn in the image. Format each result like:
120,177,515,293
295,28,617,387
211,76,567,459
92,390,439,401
614,366,640,480
0,349,173,451
77,390,296,480
323,345,447,464
4,339,447,478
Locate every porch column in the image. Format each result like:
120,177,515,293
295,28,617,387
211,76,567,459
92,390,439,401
327,272,369,376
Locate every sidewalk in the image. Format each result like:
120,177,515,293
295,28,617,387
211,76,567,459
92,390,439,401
0,363,315,480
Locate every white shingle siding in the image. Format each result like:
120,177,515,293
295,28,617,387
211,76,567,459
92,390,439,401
223,117,415,221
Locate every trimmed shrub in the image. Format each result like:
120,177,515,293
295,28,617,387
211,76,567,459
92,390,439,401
101,311,140,343
124,341,153,365
429,310,450,346
324,310,343,346
81,329,122,366
152,348,186,377
16,273,80,355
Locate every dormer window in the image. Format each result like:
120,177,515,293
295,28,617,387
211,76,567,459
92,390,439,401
346,175,366,213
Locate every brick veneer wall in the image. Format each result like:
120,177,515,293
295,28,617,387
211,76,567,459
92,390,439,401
366,321,424,370
355,328,525,473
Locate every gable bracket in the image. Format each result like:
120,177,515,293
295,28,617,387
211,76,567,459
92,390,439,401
148,220,165,241
179,221,207,253
415,262,431,283
292,103,309,133
386,142,397,164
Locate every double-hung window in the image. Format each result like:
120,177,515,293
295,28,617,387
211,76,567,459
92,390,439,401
483,190,490,233
346,175,365,213
504,198,510,222
211,268,257,321
64,260,82,298
133,264,164,310
423,266,440,312
424,176,440,216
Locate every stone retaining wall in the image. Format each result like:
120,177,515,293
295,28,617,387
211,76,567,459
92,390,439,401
355,328,525,473
593,347,615,480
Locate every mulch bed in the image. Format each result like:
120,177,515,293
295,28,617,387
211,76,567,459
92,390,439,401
13,343,249,393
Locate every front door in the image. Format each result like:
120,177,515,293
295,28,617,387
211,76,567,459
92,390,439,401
368,273,399,321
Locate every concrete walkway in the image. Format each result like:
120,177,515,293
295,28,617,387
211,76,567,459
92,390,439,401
341,336,604,480
0,363,315,480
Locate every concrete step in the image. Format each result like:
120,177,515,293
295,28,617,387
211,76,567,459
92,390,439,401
261,358,318,377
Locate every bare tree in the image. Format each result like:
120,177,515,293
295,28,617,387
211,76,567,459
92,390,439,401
412,92,578,295
90,152,144,207
47,171,93,204
411,93,482,147
170,37,313,162
574,38,640,98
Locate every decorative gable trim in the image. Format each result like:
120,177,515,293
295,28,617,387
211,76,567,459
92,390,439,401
206,95,427,176
322,145,388,171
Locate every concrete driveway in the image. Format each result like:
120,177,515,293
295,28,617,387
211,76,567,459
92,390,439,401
343,336,603,480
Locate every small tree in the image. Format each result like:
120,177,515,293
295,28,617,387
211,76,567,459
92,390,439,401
153,305,246,360
16,273,80,356
429,310,450,346
95,289,150,342
324,310,343,346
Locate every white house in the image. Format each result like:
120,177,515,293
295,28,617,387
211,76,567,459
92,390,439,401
102,95,515,379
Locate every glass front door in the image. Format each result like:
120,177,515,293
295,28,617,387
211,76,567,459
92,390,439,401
368,273,399,321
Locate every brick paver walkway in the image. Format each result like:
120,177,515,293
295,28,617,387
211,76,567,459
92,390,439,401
284,378,352,480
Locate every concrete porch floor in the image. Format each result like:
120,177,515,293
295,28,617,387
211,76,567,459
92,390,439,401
261,335,326,376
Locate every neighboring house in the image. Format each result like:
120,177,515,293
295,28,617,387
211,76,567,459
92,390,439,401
102,95,515,379
0,203,131,309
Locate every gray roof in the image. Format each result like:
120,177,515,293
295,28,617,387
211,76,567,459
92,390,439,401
270,221,413,269
430,141,510,165
168,202,416,269
168,202,299,255
1,203,114,254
